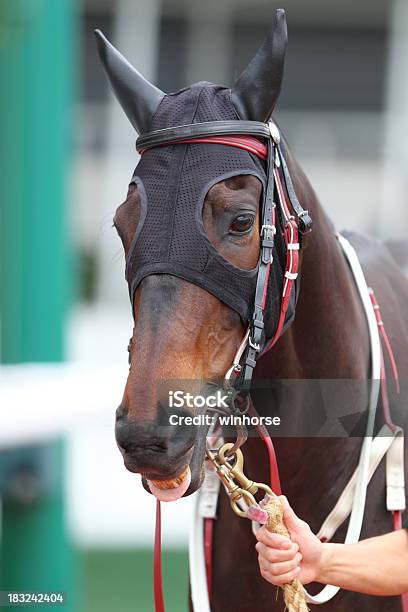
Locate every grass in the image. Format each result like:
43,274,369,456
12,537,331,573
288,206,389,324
78,548,189,612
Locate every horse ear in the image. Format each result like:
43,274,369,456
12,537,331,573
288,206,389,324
231,8,288,122
94,29,165,134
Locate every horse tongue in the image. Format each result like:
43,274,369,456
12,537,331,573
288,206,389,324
147,466,191,502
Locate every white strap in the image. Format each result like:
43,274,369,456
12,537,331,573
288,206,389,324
317,426,401,542
189,491,212,612
386,428,406,511
307,427,405,605
198,465,221,519
305,234,382,605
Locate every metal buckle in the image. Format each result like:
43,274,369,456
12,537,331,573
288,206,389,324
261,224,276,237
261,224,275,263
268,121,281,144
248,336,260,351
224,363,242,389
224,328,250,390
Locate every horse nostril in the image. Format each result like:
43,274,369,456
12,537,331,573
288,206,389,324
115,416,169,455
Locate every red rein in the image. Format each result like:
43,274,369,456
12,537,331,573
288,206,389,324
154,501,165,612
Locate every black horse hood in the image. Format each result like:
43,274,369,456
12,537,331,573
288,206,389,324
95,10,299,349
125,82,288,342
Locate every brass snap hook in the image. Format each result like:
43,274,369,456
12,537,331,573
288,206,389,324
217,443,273,500
206,443,274,519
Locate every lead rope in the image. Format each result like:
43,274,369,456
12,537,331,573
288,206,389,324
154,500,165,612
262,496,309,612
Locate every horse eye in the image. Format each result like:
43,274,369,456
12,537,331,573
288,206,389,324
229,213,255,235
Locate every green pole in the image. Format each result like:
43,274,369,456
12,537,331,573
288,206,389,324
0,0,75,363
0,0,77,609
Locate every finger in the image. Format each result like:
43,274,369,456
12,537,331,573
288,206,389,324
260,565,301,586
257,551,302,574
256,527,293,549
256,541,299,563
279,496,303,530
267,554,302,577
258,555,276,578
258,554,271,572
257,550,302,576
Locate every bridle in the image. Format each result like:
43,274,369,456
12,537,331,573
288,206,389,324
137,119,312,407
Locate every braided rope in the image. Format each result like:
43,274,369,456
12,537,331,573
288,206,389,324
263,497,309,612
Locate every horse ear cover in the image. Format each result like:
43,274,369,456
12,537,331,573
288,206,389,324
231,8,288,122
94,29,164,135
94,8,287,130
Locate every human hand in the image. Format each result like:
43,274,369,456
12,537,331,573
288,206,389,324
255,496,323,586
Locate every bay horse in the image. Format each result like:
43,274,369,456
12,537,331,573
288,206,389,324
95,9,408,611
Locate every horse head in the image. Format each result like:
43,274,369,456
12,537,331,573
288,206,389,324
95,9,293,500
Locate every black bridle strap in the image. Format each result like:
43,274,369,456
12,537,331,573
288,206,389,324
241,138,276,391
136,120,271,152
277,142,313,234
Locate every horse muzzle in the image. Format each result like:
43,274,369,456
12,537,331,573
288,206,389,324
115,403,205,500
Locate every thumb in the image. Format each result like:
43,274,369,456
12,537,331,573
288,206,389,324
279,496,303,531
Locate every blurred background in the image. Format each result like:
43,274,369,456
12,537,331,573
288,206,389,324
0,0,407,610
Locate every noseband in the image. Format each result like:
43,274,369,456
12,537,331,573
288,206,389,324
136,120,312,400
